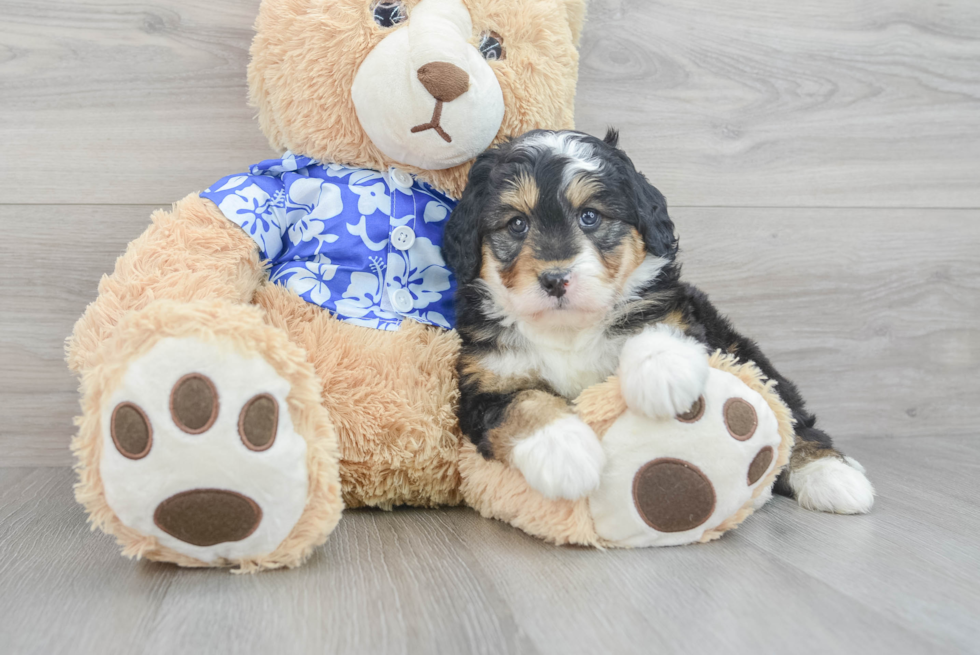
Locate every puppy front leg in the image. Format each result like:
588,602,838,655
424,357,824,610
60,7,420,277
459,387,605,501
618,323,710,418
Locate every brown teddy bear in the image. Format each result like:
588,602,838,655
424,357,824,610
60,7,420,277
67,0,793,571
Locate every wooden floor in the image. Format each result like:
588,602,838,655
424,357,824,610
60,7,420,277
1,0,978,653
2,436,979,655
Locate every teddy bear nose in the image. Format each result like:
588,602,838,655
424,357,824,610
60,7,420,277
417,62,470,103
153,489,262,547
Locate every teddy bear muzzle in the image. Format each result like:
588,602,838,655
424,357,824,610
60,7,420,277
351,0,505,170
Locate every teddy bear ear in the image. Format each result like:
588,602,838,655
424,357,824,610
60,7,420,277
561,0,588,48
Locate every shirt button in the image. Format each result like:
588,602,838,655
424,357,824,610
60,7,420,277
391,225,416,251
391,168,414,190
392,288,414,313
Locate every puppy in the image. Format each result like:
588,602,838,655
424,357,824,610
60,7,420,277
443,129,875,514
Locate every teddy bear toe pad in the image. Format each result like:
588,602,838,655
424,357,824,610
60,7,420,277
100,338,308,563
632,458,716,532
589,368,781,547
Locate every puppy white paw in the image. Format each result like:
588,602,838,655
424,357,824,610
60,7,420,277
618,324,709,418
790,456,875,514
511,416,606,500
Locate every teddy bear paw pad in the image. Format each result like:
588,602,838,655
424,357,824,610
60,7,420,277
100,337,309,563
589,368,783,547
632,458,716,532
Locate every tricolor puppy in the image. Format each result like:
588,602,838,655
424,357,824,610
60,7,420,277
443,129,875,514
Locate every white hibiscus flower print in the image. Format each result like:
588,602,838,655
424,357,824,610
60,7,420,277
211,175,249,193
284,178,344,250
255,151,314,175
217,184,281,257
335,258,398,320
350,182,391,216
386,237,452,310
281,261,338,306
323,165,385,188
423,201,449,223
346,215,389,252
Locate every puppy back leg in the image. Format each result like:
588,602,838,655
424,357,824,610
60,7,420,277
677,283,875,514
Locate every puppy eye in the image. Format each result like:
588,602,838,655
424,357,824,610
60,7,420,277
507,216,528,236
479,31,505,61
372,0,407,28
579,209,601,228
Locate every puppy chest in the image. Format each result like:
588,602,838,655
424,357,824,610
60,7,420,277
486,338,623,399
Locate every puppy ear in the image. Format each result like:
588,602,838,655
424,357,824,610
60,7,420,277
603,128,620,148
444,150,498,285
632,174,678,260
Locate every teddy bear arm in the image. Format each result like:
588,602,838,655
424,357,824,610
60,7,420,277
68,194,265,374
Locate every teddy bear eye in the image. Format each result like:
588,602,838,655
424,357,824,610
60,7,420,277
372,1,407,28
479,31,505,61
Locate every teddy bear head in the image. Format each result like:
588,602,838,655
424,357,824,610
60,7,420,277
248,0,587,197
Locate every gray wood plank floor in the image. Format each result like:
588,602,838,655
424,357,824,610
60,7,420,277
2,437,979,654
1,0,978,652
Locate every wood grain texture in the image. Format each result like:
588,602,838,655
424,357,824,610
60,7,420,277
576,0,980,208
2,205,976,466
0,205,152,466
2,440,979,655
2,0,979,206
0,0,274,205
674,208,980,444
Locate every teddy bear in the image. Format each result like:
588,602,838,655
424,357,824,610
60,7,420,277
67,0,793,571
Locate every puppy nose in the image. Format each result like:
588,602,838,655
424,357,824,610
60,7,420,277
539,270,571,298
153,489,262,547
417,62,470,103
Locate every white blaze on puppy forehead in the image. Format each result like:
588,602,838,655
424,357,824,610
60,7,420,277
519,131,604,184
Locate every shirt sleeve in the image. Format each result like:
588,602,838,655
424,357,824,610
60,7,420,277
201,172,287,264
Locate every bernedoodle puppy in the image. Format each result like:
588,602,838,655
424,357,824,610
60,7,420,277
443,129,875,514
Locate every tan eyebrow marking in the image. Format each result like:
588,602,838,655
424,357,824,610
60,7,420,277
498,173,539,215
564,173,603,208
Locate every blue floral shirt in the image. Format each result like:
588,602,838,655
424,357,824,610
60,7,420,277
201,153,458,331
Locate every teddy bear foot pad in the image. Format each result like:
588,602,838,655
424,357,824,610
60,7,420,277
589,368,782,547
100,337,310,563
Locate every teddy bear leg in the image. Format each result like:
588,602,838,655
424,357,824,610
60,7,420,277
252,283,466,510
74,299,343,570
69,196,342,570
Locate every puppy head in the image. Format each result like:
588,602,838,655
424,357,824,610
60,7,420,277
445,129,677,328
